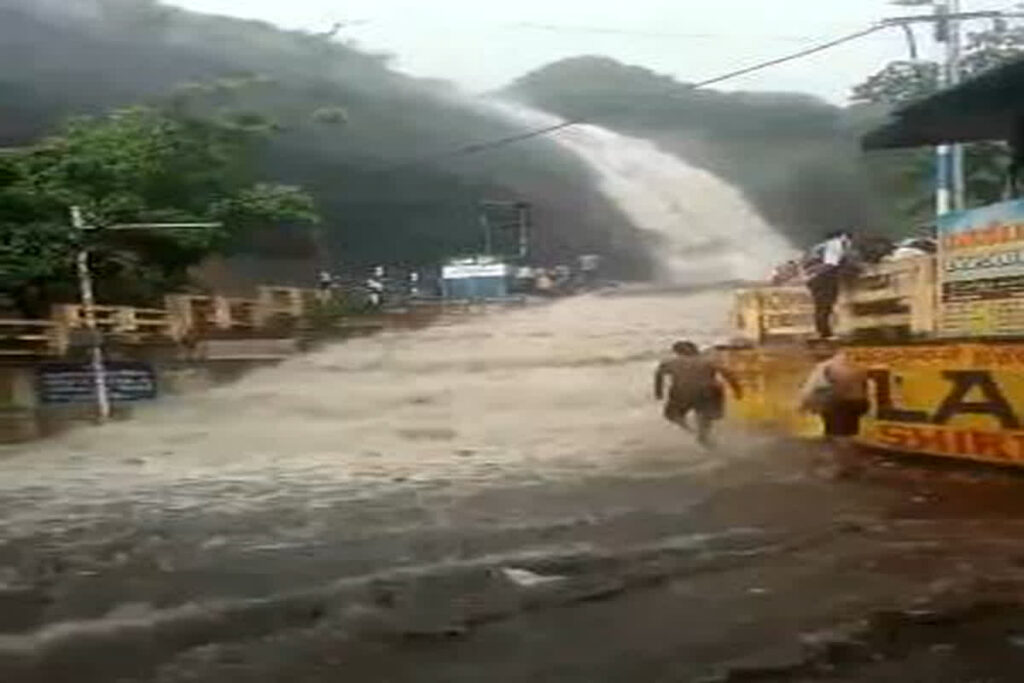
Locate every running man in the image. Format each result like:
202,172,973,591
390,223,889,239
655,341,743,447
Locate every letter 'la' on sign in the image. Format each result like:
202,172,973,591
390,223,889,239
868,369,1021,429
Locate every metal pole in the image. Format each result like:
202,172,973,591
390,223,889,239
934,0,965,215
517,203,530,259
71,206,111,422
480,210,492,256
948,0,966,211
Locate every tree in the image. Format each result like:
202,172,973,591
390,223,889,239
851,61,940,106
1,104,319,317
851,14,1024,223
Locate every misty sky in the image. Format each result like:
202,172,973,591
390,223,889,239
169,0,1010,103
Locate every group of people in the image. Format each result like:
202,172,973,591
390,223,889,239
316,268,425,309
654,340,869,477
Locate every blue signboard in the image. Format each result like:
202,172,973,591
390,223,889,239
37,362,158,405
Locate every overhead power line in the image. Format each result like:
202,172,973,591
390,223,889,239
509,22,824,42
383,23,888,172
692,24,887,89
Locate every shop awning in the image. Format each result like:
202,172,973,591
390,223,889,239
862,57,1024,150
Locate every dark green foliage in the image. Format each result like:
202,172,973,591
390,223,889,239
850,14,1024,222
0,105,318,316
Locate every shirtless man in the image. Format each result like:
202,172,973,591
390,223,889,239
655,341,743,447
799,349,870,477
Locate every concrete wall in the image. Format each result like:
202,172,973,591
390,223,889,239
0,365,40,442
0,357,281,444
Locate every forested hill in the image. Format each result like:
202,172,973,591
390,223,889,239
0,0,651,283
507,56,898,243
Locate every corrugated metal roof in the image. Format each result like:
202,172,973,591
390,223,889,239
862,56,1024,150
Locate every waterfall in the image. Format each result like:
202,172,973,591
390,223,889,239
484,101,795,284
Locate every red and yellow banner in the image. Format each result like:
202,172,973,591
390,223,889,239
726,343,1024,468
848,344,1024,466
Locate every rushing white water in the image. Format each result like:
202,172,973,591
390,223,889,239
484,101,794,283
0,105,794,560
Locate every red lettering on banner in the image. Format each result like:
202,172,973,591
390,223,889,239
971,432,1010,460
952,430,970,453
874,425,1024,462
876,424,910,448
907,428,950,453
944,222,1024,251
1013,435,1024,461
850,346,964,367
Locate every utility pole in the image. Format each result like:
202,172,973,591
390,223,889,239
72,206,111,422
888,0,979,215
479,200,532,260
936,0,965,214
71,207,222,423
516,202,531,259
480,211,493,256
947,0,967,212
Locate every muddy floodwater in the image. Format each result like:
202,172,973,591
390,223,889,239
4,290,1024,682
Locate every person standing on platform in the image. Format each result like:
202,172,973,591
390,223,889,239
804,231,853,339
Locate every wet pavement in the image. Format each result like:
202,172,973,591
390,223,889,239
3,291,1024,681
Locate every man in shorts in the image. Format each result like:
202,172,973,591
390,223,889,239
655,341,743,447
799,349,870,477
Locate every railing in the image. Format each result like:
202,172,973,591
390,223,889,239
257,286,312,321
165,287,316,338
733,255,940,343
733,286,815,343
51,304,177,343
0,286,526,357
0,286,321,356
0,320,63,356
836,256,937,340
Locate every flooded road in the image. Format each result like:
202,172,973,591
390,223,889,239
4,290,1024,682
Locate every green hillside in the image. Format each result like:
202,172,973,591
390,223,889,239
0,0,651,285
507,56,904,245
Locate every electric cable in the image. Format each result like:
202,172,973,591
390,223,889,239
382,23,890,172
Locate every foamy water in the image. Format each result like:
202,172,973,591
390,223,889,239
0,292,735,538
483,101,795,283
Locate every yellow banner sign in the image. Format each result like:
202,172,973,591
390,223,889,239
847,344,1024,466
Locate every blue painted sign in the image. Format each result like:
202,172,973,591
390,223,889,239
37,362,158,405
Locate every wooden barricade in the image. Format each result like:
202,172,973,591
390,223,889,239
51,304,120,334
256,286,306,321
50,304,176,344
167,288,317,338
0,319,64,356
836,256,937,340
732,287,815,344
165,295,228,338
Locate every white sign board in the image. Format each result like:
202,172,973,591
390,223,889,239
442,264,511,280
